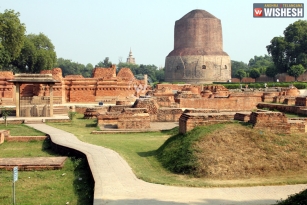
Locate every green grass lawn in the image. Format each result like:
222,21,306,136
0,124,93,205
0,124,45,136
47,115,307,188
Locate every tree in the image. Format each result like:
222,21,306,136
155,68,165,82
1,107,11,127
235,69,246,82
11,37,37,72
265,64,279,80
249,68,260,80
12,33,57,73
287,64,305,81
248,55,273,69
96,57,112,68
117,62,139,74
0,10,26,69
267,20,307,73
82,63,94,77
56,58,90,77
231,60,248,78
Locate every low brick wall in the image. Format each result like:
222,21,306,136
234,113,251,122
250,112,289,133
257,103,307,116
84,107,108,119
118,113,150,129
178,92,262,111
179,113,235,134
154,108,183,122
296,97,307,106
108,105,131,112
155,96,176,107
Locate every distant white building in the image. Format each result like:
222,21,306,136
126,48,136,64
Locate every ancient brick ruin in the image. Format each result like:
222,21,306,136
0,66,148,105
249,111,307,134
2,65,307,133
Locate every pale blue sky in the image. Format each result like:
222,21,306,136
0,0,305,68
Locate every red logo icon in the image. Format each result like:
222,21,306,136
254,8,263,17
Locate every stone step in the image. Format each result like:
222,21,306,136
24,119,44,124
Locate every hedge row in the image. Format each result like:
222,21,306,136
215,82,307,89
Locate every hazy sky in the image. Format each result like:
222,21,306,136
0,0,305,68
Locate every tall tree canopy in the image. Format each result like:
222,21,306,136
267,20,307,73
0,9,26,69
249,68,261,79
235,69,246,82
265,64,279,80
57,58,93,77
12,33,56,73
287,64,305,81
248,55,273,68
96,57,112,68
231,60,248,78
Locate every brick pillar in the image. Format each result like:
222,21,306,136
144,74,148,88
49,84,53,117
15,83,20,117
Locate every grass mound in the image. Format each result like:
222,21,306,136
157,123,307,179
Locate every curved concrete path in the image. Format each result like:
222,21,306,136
27,124,307,205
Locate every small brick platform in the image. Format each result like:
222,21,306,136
0,157,67,171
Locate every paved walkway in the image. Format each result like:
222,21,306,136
27,124,307,205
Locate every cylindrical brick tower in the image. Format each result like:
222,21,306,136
165,9,231,84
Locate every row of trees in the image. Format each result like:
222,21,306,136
57,57,165,83
0,10,57,73
1,10,305,83
233,20,307,81
0,9,164,84
231,55,274,81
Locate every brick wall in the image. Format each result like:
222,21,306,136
118,113,150,129
0,72,14,99
178,93,263,111
249,112,290,133
179,112,235,134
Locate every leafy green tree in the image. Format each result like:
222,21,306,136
235,69,246,82
12,33,57,73
117,62,139,74
248,55,273,69
287,64,305,81
249,68,261,80
96,57,112,68
28,33,56,72
231,60,248,77
83,63,94,77
68,111,77,125
0,9,26,69
57,58,89,77
1,107,11,127
155,68,165,82
11,37,37,72
267,36,288,73
267,20,307,73
138,64,158,82
265,64,279,80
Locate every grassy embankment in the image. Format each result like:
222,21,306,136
49,114,307,188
